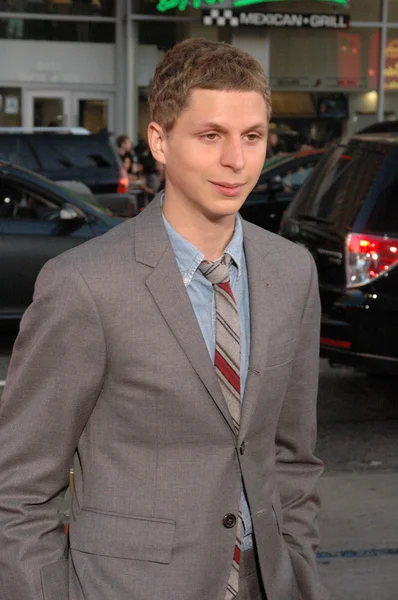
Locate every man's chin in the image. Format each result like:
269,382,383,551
203,198,246,222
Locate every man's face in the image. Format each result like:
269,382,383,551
156,89,268,221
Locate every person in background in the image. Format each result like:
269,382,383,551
266,131,280,159
122,154,153,196
116,134,136,168
134,135,149,160
141,154,164,196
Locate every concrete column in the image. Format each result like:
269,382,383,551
377,0,389,122
128,20,140,144
125,0,135,141
115,0,127,136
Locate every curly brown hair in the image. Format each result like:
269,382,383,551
149,38,272,133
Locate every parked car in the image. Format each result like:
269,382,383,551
357,119,398,135
0,161,123,320
0,129,136,217
239,149,325,233
280,133,398,376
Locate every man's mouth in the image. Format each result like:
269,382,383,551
210,182,245,188
210,181,246,198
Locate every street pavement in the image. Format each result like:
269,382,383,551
315,361,398,599
318,472,398,600
1,333,397,599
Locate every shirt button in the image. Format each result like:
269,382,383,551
239,441,246,455
222,513,237,528
182,274,190,286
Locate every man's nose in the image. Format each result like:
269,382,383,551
220,138,245,171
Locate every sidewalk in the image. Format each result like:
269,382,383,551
317,471,398,600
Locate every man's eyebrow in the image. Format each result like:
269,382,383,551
193,121,267,133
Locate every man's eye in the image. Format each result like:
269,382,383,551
246,134,260,142
202,133,218,140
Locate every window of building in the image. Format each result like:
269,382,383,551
384,30,398,92
0,0,115,16
269,27,380,92
347,0,382,22
0,18,115,41
78,99,109,133
387,0,398,23
138,20,179,50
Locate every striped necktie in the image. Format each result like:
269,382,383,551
199,254,242,600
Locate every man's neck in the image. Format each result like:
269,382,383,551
162,195,236,261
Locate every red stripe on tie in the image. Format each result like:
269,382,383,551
218,281,234,299
233,544,241,564
215,351,240,393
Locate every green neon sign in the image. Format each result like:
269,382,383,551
156,0,349,14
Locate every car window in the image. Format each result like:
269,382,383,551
254,162,317,196
0,180,61,221
289,142,389,232
31,135,117,170
358,145,398,236
0,137,40,171
276,163,316,192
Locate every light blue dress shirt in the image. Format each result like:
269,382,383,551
162,212,254,551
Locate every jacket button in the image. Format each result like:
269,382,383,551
239,441,246,455
223,513,237,528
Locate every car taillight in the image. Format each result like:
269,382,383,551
117,167,129,193
346,233,398,288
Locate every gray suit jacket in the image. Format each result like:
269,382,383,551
0,195,329,600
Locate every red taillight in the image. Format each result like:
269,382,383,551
346,233,398,288
321,337,351,349
117,166,129,193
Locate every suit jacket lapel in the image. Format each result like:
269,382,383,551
240,225,274,439
133,196,236,436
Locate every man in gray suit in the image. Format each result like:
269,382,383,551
0,39,329,600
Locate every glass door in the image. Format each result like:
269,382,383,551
23,91,113,132
73,93,113,133
23,91,71,128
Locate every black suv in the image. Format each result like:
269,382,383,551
280,133,398,376
0,129,128,195
240,149,324,233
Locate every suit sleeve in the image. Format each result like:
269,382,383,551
275,252,330,600
0,257,106,599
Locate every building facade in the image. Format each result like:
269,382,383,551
0,0,397,144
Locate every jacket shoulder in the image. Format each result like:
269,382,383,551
45,218,135,276
242,219,312,266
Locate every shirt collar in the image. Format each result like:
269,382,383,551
161,194,244,287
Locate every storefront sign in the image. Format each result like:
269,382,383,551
368,36,398,90
157,0,349,14
384,40,398,90
202,10,349,29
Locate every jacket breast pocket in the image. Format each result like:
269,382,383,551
266,338,296,368
70,507,176,564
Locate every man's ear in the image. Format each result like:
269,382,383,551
147,122,167,165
